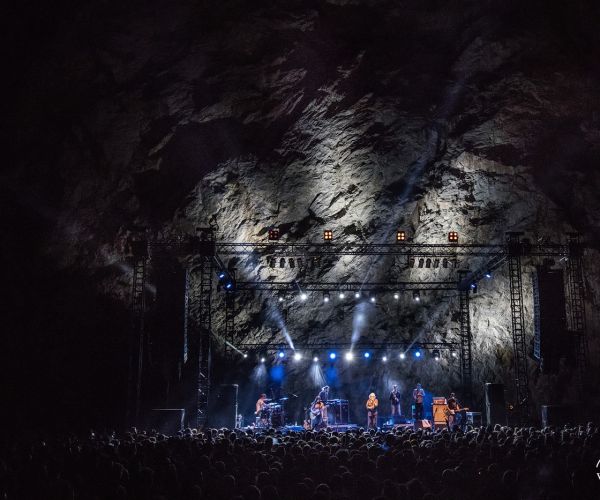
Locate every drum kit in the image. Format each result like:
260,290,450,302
256,397,288,428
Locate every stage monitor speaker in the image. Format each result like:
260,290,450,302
485,383,507,426
541,405,571,427
149,409,185,434
415,419,431,429
208,384,238,428
532,267,567,373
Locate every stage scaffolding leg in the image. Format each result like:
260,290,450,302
225,290,236,348
128,240,148,425
457,271,473,406
186,230,215,429
566,233,588,400
506,232,530,422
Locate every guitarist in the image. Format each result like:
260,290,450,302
389,384,401,423
412,383,425,420
446,392,466,431
311,396,326,430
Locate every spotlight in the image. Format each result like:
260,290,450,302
323,229,333,241
484,270,493,279
451,351,458,358
396,230,407,242
448,231,459,243
226,282,234,290
300,292,308,301
339,292,345,299
364,352,371,359
313,356,319,363
218,272,226,280
278,351,285,359
345,351,354,361
393,292,399,300
260,357,266,363
414,350,422,358
268,227,280,240
399,352,406,360
470,282,478,293
278,296,284,303
412,291,421,302
243,353,248,358
433,349,440,361
293,352,302,361
329,352,337,360
382,355,388,362
354,292,361,299
323,292,330,303
370,296,376,303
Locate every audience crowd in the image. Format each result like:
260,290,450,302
1,423,599,500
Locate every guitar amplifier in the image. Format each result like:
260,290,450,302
433,397,447,405
326,399,349,424
432,403,448,427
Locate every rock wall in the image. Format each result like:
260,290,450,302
6,0,600,425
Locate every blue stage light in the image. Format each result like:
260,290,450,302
364,352,370,359
329,352,337,360
278,351,285,359
219,272,226,280
226,282,233,289
415,350,422,358
484,271,492,279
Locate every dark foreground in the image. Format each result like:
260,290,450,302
1,424,599,500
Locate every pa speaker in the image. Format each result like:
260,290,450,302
485,383,507,426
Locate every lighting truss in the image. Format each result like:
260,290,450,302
235,281,458,292
233,341,460,351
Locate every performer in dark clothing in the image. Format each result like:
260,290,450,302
317,386,329,424
412,383,425,420
366,392,379,429
311,397,326,430
446,392,465,431
389,384,401,422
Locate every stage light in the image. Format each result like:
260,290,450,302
414,350,422,358
345,351,354,361
448,231,459,243
370,296,376,303
329,352,337,360
399,352,406,360
323,229,333,241
451,351,458,358
364,352,371,359
413,291,421,302
278,296,284,303
293,352,302,361
278,351,285,359
433,349,440,361
396,230,407,242
226,282,234,290
339,292,345,299
260,357,266,363
218,272,226,280
268,227,280,240
300,292,308,301
313,356,319,362
470,282,478,293
354,292,361,299
485,270,492,279
382,355,388,362
243,353,248,358
323,292,330,303
393,292,399,300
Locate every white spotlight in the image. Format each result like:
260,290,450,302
300,293,308,301
452,351,458,358
313,356,319,362
243,353,248,358
260,357,266,363
370,296,376,303
382,355,388,362
339,292,345,299
345,351,354,361
293,352,302,361
399,352,406,360
393,293,399,300
278,296,284,303
354,292,360,299
323,292,330,303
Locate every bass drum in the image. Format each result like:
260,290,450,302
269,404,284,427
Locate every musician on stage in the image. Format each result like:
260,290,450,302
412,383,425,420
311,396,326,430
389,384,401,422
255,393,269,427
446,392,463,431
317,386,329,425
366,392,379,429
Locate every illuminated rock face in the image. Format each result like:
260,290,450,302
9,1,600,421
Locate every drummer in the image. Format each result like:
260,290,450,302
255,393,269,427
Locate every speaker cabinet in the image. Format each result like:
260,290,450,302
485,383,507,426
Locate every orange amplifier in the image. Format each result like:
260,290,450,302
433,397,447,405
432,397,448,428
